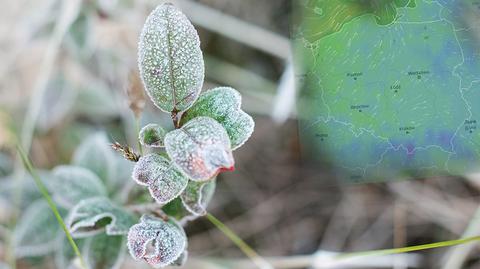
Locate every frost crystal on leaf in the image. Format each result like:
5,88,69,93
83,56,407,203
138,3,204,113
68,197,136,237
50,165,107,209
127,215,187,268
181,87,254,149
132,154,188,204
165,117,234,181
181,179,216,216
139,124,167,148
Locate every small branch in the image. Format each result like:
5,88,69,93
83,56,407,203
171,109,180,129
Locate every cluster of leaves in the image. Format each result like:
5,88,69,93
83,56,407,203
11,3,253,269
12,133,135,268
127,3,254,268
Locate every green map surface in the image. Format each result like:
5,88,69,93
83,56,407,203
296,0,480,181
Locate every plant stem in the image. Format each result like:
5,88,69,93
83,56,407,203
206,213,273,269
16,144,87,269
134,116,143,156
336,235,480,259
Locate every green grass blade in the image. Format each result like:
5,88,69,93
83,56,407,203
16,144,87,269
206,213,273,269
337,235,480,259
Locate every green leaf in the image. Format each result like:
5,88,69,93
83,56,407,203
84,234,126,269
161,197,196,223
13,200,62,257
132,153,188,204
67,197,136,237
181,179,216,216
181,87,254,149
139,123,167,148
72,132,116,184
50,165,107,208
55,232,85,269
138,3,204,113
165,117,234,181
127,215,187,268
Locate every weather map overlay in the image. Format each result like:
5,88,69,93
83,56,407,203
295,0,480,182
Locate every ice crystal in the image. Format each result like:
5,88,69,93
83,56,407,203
68,197,136,237
181,87,254,149
50,165,107,209
181,179,216,216
127,215,187,268
132,154,188,204
138,3,204,113
139,124,167,148
165,117,234,181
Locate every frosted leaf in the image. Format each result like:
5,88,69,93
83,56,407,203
84,233,126,269
72,132,116,186
127,215,187,268
181,87,254,149
139,124,167,148
138,3,204,113
132,154,188,204
181,179,216,216
13,200,62,257
162,197,199,224
165,117,234,181
50,165,107,209
68,197,136,237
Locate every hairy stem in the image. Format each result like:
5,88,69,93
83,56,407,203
134,117,143,156
206,213,273,269
16,144,87,269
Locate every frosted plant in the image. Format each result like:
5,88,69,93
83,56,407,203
127,3,254,268
12,3,253,269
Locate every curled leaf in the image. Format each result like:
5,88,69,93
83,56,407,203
181,87,254,149
139,124,167,148
50,165,107,208
138,3,204,113
127,215,187,268
165,117,234,181
132,154,188,204
181,179,216,216
68,197,136,237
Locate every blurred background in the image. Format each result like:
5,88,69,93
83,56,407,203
1,0,480,269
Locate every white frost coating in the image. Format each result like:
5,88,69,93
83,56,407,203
50,165,107,209
181,87,254,150
127,215,187,268
132,154,188,204
139,123,167,148
138,3,204,113
68,197,136,238
181,179,216,216
165,117,234,181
